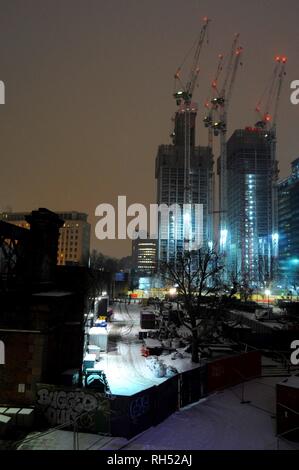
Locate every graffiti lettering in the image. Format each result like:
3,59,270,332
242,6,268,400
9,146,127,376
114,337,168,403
129,395,150,419
37,386,108,430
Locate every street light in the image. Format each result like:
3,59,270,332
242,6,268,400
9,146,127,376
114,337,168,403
169,287,177,297
265,289,271,310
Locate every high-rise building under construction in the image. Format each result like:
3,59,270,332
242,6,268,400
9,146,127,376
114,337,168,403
155,108,214,266
224,128,278,285
278,158,299,286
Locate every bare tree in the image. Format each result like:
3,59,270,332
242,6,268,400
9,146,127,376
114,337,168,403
226,270,254,302
90,249,120,273
162,248,224,363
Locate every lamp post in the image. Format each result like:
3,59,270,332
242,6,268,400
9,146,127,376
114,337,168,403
265,289,271,312
169,287,177,297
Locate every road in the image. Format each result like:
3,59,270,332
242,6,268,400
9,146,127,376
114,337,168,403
95,302,166,396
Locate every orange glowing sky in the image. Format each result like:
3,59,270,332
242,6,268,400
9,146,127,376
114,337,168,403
0,0,298,257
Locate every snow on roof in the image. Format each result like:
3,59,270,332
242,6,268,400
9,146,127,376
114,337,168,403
33,291,73,297
144,338,162,349
84,354,96,361
0,414,11,424
89,327,108,336
229,309,286,330
160,352,201,374
278,376,299,390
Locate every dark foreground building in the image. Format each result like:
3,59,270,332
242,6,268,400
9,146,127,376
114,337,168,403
0,208,105,406
0,210,91,267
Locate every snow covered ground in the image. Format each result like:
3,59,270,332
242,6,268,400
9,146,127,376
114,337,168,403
122,376,294,450
91,302,207,395
90,303,168,395
18,376,299,450
17,303,299,450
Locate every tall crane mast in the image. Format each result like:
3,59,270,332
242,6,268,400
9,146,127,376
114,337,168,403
173,17,211,251
203,54,224,245
204,34,243,259
174,17,211,105
253,56,287,282
203,53,224,152
219,43,243,258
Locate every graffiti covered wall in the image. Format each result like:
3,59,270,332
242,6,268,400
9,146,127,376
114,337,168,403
36,384,110,433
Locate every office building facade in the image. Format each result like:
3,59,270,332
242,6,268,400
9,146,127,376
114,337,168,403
155,108,214,266
225,128,278,285
132,235,157,276
278,158,299,286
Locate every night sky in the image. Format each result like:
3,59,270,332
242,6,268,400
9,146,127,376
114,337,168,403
0,0,298,257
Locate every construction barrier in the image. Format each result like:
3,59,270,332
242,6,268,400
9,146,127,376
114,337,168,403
153,375,179,426
179,366,208,408
35,351,262,439
276,377,299,442
110,386,156,439
207,350,262,393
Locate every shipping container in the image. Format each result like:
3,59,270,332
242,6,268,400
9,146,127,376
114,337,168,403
89,327,108,352
83,353,96,371
140,311,156,330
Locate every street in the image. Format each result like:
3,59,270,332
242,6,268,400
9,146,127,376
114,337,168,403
92,302,167,396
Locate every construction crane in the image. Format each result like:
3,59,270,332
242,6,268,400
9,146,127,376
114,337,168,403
255,55,287,134
202,53,224,245
174,17,211,107
203,34,243,259
172,17,211,250
214,36,243,254
252,56,287,281
203,53,224,151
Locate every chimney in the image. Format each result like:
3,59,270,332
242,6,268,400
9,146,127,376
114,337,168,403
25,208,64,285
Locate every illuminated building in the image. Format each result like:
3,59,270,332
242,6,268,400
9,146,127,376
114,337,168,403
132,233,157,276
155,109,214,266
56,212,90,266
0,210,90,266
278,158,299,286
225,128,278,285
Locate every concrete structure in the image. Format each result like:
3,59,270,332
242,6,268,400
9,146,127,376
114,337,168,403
278,158,299,287
155,109,214,266
0,210,90,266
224,128,278,286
